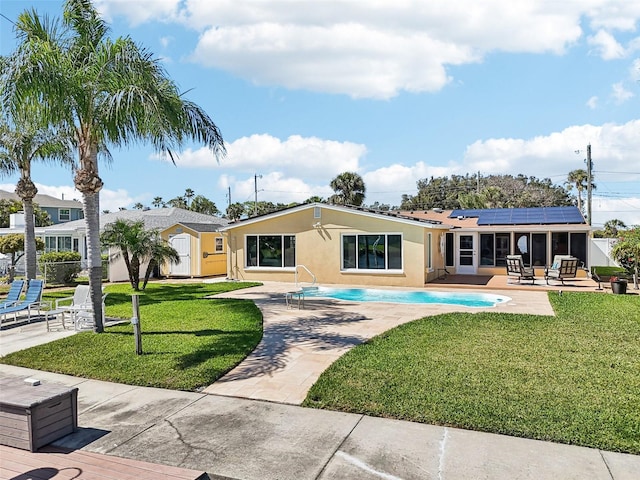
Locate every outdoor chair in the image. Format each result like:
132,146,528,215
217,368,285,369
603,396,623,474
545,255,579,285
0,279,46,324
44,284,90,331
74,292,109,331
506,255,536,284
0,280,25,309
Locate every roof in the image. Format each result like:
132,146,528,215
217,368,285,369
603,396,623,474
223,202,446,230
0,190,82,209
178,222,226,233
398,206,588,228
45,208,229,232
449,206,586,225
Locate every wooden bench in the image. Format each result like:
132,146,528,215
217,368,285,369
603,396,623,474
0,376,78,452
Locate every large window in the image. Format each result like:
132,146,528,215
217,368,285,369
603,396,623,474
246,235,295,268
45,236,72,253
342,234,402,271
480,233,511,266
445,233,455,267
58,209,70,221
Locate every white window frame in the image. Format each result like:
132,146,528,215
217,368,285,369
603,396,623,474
215,237,224,253
58,208,71,221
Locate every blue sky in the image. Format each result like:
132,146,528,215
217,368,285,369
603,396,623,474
1,0,639,227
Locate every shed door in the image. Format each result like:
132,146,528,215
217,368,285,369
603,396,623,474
170,234,191,276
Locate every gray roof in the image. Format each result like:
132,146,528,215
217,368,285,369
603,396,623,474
0,189,83,209
45,207,229,232
179,222,226,233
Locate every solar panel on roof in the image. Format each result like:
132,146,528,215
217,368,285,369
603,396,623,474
464,206,586,225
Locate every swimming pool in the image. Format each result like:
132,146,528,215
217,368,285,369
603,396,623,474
302,286,510,308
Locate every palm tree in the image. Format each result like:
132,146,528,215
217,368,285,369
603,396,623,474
330,172,366,206
565,169,595,213
0,114,72,280
133,202,145,210
2,0,225,332
152,196,164,208
141,232,179,290
603,219,627,238
184,188,195,208
100,219,151,291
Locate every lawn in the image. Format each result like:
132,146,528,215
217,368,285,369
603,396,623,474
303,291,640,454
0,282,263,391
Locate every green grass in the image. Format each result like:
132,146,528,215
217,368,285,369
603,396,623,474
1,282,263,391
303,292,640,454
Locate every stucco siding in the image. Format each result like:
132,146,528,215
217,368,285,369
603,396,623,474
226,207,446,287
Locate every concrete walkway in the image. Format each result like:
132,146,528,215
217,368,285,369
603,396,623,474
1,365,639,480
203,283,555,404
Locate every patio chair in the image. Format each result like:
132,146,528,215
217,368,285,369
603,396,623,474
506,255,536,284
0,279,46,324
44,284,90,331
545,255,579,285
0,280,25,309
74,292,109,331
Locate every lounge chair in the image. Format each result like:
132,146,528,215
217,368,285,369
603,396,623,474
545,256,579,285
0,279,46,324
44,284,91,331
0,280,25,309
506,255,536,284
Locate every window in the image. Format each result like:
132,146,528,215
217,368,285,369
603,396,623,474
59,209,70,221
45,236,72,253
531,233,547,267
479,233,511,266
569,233,587,267
426,232,432,270
341,234,402,271
245,235,295,268
215,237,224,253
445,233,455,267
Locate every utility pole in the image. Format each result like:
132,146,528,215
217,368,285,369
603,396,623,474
586,144,592,226
254,174,262,216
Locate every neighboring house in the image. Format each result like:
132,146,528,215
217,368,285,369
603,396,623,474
222,203,591,287
0,189,83,224
42,208,229,282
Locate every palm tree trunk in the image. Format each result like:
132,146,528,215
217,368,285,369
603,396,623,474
82,191,104,333
23,199,37,280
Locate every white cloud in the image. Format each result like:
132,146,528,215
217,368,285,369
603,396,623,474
153,134,366,180
587,96,599,109
611,82,634,103
630,58,640,80
588,29,626,59
95,0,180,25
591,197,640,228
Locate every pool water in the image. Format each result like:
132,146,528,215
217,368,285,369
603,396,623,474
302,287,510,308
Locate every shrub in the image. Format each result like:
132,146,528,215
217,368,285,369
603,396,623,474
39,251,82,285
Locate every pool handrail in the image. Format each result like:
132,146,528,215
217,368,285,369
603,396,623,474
295,264,317,290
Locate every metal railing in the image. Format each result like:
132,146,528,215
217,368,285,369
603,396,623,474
294,264,317,289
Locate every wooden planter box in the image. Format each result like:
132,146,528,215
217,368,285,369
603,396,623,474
0,376,78,452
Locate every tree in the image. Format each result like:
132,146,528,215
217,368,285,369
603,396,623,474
611,227,639,289
190,195,219,215
166,196,187,209
565,169,596,214
401,173,571,210
141,232,179,290
152,196,164,208
2,0,224,331
0,199,52,228
184,188,195,208
101,219,151,291
133,202,145,210
0,233,44,283
0,114,72,279
226,202,245,221
603,219,627,238
330,172,366,206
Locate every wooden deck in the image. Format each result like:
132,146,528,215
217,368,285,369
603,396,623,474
0,445,208,480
